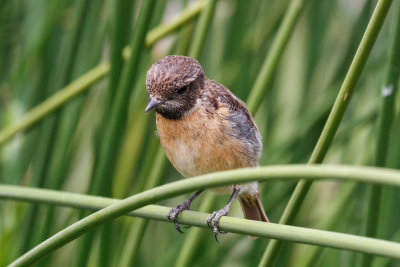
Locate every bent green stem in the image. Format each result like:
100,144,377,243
5,164,400,266
2,191,400,262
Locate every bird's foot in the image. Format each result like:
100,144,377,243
167,190,203,233
206,185,240,242
167,200,192,233
207,206,230,242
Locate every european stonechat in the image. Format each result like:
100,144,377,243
145,55,268,239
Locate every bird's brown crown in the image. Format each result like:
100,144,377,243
146,55,204,99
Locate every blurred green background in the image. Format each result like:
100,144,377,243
0,0,399,266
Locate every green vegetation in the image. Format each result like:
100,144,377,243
0,0,399,266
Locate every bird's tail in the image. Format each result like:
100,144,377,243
239,192,269,238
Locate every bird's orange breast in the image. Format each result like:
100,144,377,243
155,103,258,180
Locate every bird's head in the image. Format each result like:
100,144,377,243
145,55,205,119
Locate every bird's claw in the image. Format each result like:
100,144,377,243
206,206,230,242
167,200,192,233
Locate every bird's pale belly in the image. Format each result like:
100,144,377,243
156,107,257,193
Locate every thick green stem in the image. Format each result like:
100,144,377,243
3,191,400,263
361,2,400,266
118,147,168,266
246,0,308,113
107,0,134,107
259,0,393,265
2,192,400,263
20,0,93,253
4,164,400,266
78,0,156,266
188,0,218,59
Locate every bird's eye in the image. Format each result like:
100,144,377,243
177,86,188,94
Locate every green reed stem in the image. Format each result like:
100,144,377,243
2,189,400,264
188,0,218,59
107,0,134,107
246,0,308,113
20,0,92,254
259,0,394,266
78,0,156,265
118,147,168,266
298,183,359,267
361,2,400,266
5,164,400,266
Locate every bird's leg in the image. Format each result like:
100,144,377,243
207,185,240,242
167,190,204,233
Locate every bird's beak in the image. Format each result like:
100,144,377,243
145,97,163,113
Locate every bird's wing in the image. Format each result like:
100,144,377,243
206,80,263,160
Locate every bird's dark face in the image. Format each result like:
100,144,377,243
145,55,205,120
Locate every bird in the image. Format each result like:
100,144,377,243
145,55,269,240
